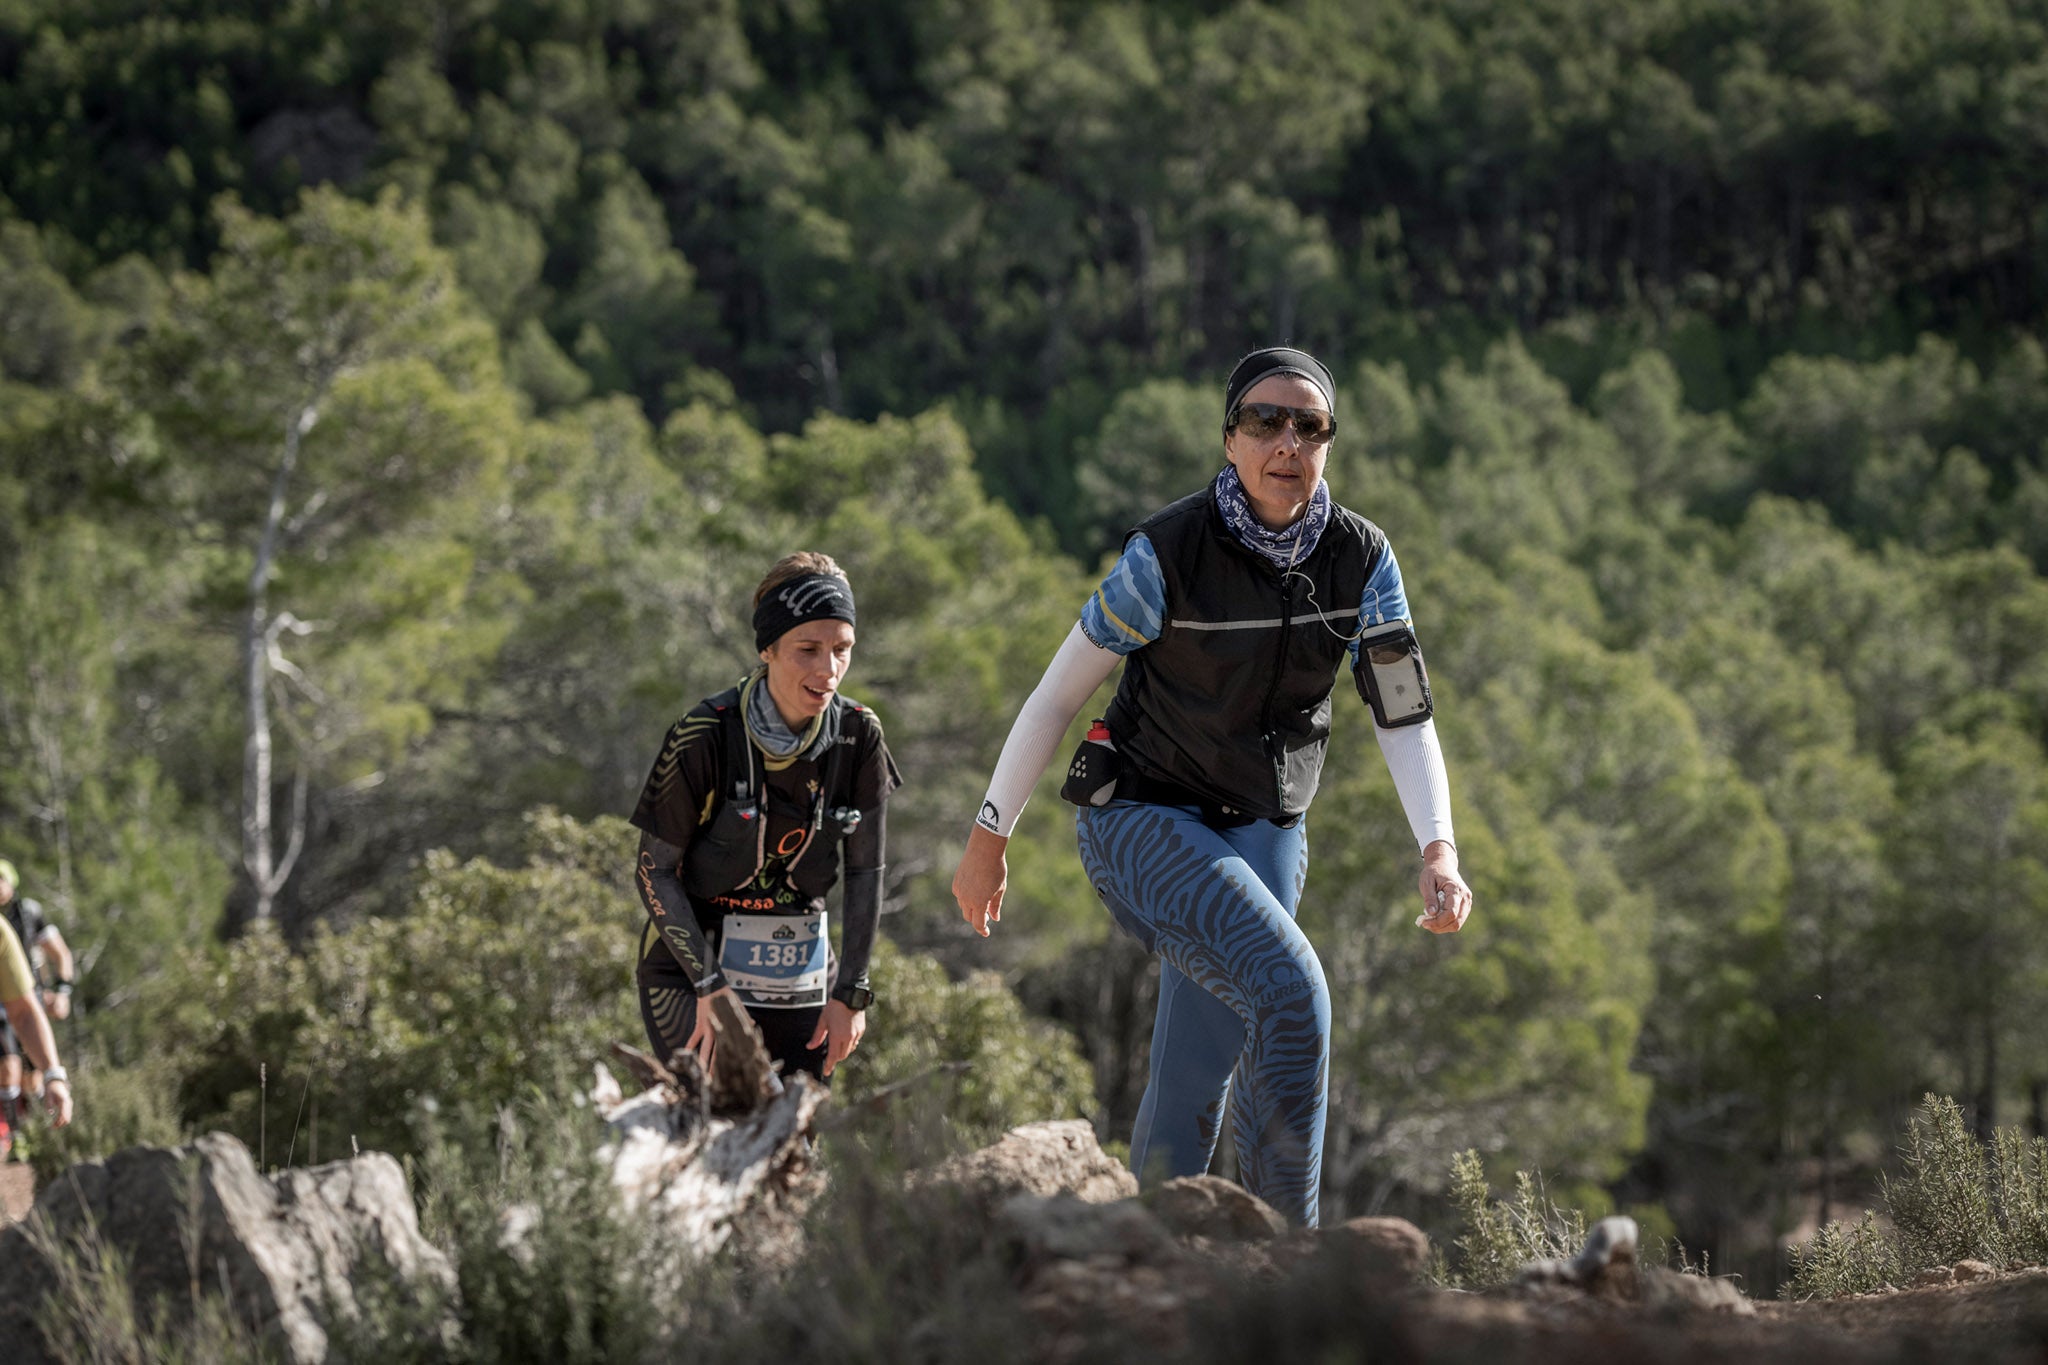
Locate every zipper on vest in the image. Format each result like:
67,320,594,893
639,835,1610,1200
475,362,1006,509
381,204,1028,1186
1259,569,1296,810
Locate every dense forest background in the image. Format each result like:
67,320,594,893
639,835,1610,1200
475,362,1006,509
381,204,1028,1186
4,0,2048,1290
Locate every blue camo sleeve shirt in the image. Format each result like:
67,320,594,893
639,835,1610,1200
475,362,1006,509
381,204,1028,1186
1080,534,1167,655
1348,542,1410,667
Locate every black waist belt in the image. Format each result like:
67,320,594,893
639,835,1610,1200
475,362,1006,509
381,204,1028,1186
1117,772,1300,830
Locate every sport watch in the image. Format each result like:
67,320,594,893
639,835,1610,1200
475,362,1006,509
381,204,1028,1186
831,983,875,1011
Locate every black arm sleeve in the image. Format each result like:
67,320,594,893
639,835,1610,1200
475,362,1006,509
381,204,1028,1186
836,804,886,991
636,831,724,996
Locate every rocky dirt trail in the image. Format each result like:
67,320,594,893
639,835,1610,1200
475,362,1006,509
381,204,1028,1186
0,1165,31,1223
1340,1271,2048,1364
3,1029,2043,1365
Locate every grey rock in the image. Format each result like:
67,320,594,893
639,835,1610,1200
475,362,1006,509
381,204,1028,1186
0,1132,453,1365
1516,1215,1641,1299
1512,1216,1752,1317
1573,1215,1642,1300
1642,1266,1755,1316
917,1120,1137,1222
1019,1259,1191,1361
999,1192,1187,1271
1143,1175,1286,1243
1322,1216,1433,1281
1000,1196,1197,1363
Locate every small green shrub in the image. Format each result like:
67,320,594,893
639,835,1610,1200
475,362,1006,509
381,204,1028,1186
28,1060,189,1184
844,937,1097,1149
1989,1126,2048,1268
162,812,645,1160
1782,1212,1901,1300
401,1096,676,1365
1445,1148,1589,1288
1785,1093,2048,1298
1883,1093,1998,1273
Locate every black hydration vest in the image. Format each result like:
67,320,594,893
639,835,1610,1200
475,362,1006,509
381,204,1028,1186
680,687,867,913
1105,486,1385,819
3,898,46,963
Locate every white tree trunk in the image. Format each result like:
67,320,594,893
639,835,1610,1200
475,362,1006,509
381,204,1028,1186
242,404,317,924
588,997,825,1268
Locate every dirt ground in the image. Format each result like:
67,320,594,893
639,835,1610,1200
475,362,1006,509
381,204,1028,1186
0,1165,33,1223
1760,1269,2048,1354
1376,1270,2048,1364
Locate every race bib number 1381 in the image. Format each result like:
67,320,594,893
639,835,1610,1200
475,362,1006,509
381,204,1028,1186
719,912,829,1009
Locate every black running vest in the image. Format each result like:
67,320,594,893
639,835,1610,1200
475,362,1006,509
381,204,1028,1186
679,688,868,912
1104,486,1386,820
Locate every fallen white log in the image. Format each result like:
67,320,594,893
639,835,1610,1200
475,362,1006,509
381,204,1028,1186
587,993,825,1263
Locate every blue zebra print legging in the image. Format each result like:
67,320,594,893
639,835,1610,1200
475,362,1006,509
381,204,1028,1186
1076,801,1329,1227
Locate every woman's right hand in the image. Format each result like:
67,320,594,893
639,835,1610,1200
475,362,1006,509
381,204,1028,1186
43,1076,72,1127
953,826,1010,938
685,985,739,1069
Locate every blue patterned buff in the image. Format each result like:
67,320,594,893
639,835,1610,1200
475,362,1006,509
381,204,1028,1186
1214,465,1331,570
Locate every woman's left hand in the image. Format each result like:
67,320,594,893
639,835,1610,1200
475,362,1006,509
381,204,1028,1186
808,999,867,1077
1416,840,1473,934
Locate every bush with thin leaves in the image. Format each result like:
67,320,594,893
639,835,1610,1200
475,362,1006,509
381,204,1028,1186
1989,1126,2048,1268
1882,1093,1998,1273
1785,1094,2048,1298
30,1230,273,1365
1782,1212,1901,1300
392,1095,678,1365
1444,1148,1590,1288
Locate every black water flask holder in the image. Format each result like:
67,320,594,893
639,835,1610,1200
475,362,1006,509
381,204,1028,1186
1059,718,1124,807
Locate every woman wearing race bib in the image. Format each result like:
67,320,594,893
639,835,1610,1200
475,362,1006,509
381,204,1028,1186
630,552,900,1083
952,347,1472,1227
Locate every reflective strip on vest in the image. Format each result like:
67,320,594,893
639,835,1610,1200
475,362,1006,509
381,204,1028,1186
1168,608,1355,631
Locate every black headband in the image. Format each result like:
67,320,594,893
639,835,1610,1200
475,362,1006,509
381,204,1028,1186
754,573,857,651
1223,346,1335,427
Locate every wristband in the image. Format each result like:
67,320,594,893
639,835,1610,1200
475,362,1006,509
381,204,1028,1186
692,969,728,999
55,980,72,994
42,1065,67,1085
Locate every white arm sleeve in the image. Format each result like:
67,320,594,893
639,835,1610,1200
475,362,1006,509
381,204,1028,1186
1374,717,1456,853
975,624,1122,836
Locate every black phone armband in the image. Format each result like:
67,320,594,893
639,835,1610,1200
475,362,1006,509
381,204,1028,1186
1354,619,1433,728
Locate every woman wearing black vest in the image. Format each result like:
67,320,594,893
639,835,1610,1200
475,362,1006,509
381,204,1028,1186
953,347,1470,1226
631,552,900,1083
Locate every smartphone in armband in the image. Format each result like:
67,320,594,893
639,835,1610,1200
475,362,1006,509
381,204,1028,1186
1355,619,1434,728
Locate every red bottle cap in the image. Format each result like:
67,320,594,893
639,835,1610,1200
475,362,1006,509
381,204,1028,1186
1087,720,1111,742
